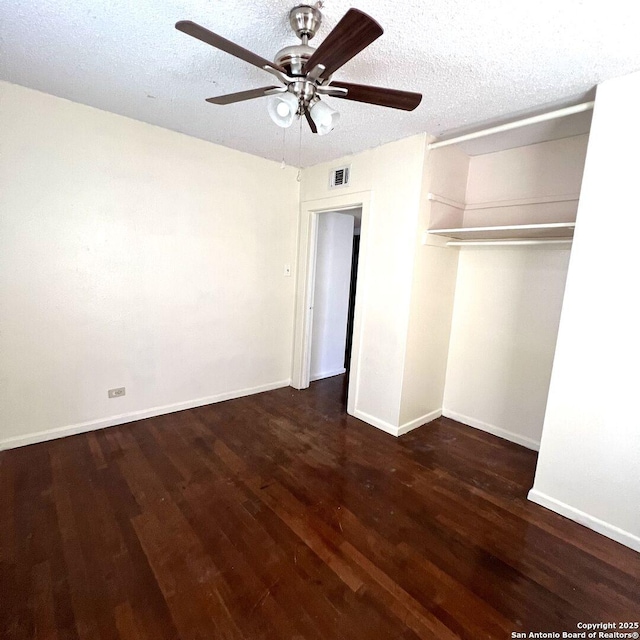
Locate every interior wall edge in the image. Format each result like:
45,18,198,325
527,489,640,553
442,409,541,451
0,379,292,452
396,408,442,436
350,409,401,437
396,142,466,427
351,407,442,438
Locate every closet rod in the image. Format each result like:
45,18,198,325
446,239,573,247
428,101,595,150
427,193,466,210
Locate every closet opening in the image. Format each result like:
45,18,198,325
424,102,593,452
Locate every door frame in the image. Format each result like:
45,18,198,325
291,190,372,416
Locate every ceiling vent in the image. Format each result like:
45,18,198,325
329,165,351,189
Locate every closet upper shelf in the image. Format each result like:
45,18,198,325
428,222,575,241
424,103,590,247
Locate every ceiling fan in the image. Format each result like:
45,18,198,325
175,3,422,135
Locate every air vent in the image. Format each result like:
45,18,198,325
329,165,351,189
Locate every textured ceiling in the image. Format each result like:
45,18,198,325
2,0,640,167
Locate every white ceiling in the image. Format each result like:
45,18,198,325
1,0,639,167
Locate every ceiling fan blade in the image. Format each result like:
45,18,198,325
305,110,318,134
176,20,285,73
303,9,383,78
329,81,422,111
206,87,281,105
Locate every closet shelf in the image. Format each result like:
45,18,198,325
445,239,572,247
427,192,580,211
428,222,576,241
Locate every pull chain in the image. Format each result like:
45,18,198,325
280,126,286,169
296,116,303,182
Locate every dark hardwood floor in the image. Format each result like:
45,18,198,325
1,375,639,639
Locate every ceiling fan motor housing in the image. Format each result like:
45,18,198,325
276,5,324,76
289,4,323,41
274,43,315,77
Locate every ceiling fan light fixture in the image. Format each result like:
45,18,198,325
309,98,340,135
177,7,422,137
267,92,298,128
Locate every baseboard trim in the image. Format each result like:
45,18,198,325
442,409,540,451
528,489,640,553
397,408,442,436
351,408,441,437
310,368,346,382
351,410,399,436
0,379,292,451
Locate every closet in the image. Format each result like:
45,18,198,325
424,103,593,450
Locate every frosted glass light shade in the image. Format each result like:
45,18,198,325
267,93,298,128
309,99,340,135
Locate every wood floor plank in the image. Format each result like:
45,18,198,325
50,447,102,640
144,416,325,640
113,602,147,640
177,439,353,638
93,430,180,640
1,375,639,639
30,561,58,640
0,451,16,565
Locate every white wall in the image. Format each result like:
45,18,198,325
295,135,427,434
443,248,570,449
463,135,589,227
310,212,354,381
465,135,589,203
398,145,468,429
0,81,299,449
529,72,640,552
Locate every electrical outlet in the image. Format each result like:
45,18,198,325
284,264,291,277
108,387,126,399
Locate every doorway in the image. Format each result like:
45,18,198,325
308,209,361,406
291,192,371,416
